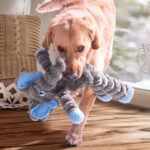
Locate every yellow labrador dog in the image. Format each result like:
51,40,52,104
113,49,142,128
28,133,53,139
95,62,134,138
36,0,116,146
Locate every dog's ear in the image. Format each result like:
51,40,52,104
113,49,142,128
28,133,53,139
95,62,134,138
36,0,62,13
91,31,100,49
42,15,64,50
36,0,63,13
36,0,86,13
42,26,53,50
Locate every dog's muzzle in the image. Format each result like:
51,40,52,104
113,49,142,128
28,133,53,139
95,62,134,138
64,72,78,80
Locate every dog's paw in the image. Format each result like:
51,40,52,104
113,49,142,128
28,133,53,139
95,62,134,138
65,133,82,146
65,124,83,146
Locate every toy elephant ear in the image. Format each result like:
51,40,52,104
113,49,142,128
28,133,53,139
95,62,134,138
36,0,87,13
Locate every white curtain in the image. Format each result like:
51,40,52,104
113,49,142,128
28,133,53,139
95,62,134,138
0,0,31,14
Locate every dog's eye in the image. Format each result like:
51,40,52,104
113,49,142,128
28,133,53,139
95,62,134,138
77,46,84,52
58,46,65,53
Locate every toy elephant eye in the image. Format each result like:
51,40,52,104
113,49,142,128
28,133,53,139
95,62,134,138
77,46,84,52
39,91,45,97
58,46,65,53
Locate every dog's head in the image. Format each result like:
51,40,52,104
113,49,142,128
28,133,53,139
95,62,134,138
37,0,100,80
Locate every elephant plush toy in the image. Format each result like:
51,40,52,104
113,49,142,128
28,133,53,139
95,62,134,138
16,49,134,124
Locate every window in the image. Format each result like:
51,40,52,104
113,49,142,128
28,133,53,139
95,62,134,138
106,0,150,108
107,0,150,90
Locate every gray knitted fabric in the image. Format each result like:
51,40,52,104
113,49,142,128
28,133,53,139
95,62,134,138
18,49,131,116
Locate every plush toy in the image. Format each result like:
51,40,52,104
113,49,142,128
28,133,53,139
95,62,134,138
16,49,134,124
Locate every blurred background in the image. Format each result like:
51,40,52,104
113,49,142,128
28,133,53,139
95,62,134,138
31,0,150,90
106,0,150,90
1,0,150,90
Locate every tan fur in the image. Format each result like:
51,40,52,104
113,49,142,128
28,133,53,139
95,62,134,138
37,0,116,145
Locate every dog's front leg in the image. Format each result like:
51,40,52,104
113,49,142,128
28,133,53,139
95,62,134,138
66,86,96,146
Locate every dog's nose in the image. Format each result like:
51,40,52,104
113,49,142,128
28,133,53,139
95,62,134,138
64,72,78,80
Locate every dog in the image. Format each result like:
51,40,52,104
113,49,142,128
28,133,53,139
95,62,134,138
36,0,116,146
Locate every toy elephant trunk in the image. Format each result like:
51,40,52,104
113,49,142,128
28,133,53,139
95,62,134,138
84,63,134,104
35,49,52,73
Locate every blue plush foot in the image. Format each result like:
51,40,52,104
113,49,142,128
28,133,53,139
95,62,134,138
17,72,43,89
29,115,39,122
69,109,84,124
30,99,59,121
119,88,134,104
97,95,112,102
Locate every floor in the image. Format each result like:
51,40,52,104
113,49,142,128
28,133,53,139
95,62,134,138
1,97,150,150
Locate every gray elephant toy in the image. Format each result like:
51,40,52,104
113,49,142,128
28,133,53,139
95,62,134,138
16,49,134,124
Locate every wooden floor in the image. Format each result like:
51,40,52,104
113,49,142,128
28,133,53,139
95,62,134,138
1,97,150,150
